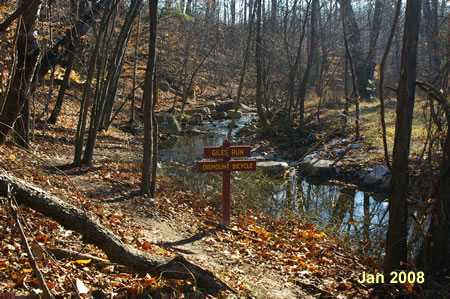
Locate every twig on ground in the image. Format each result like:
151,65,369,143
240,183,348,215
7,184,54,299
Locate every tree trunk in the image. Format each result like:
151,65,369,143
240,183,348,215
13,99,30,148
422,0,440,76
343,51,349,118
342,12,360,140
0,168,231,293
74,40,101,164
230,0,236,25
296,0,318,129
227,1,256,141
141,0,158,196
255,0,268,128
101,0,142,130
0,0,41,146
150,67,159,197
81,1,118,166
415,81,450,280
185,0,192,15
248,0,254,26
129,11,141,124
271,0,277,29
48,0,84,125
48,47,76,124
337,0,367,100
287,0,309,117
243,0,247,25
419,144,450,277
384,0,422,275
378,0,401,170
359,0,383,100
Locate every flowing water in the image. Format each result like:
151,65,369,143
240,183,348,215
158,113,388,256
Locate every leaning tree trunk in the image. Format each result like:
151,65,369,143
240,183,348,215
48,46,76,124
0,0,41,146
74,43,100,164
73,2,116,165
81,1,118,166
100,0,142,130
29,0,113,92
384,0,422,275
0,168,231,293
48,0,84,125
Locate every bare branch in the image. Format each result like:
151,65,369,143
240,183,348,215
0,0,40,32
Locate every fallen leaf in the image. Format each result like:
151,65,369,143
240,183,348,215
70,259,92,265
76,278,89,294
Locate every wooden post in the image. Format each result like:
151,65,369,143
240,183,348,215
222,158,231,226
198,140,256,227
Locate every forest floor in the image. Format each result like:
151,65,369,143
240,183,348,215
0,86,429,298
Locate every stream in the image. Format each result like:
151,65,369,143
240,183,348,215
157,113,389,256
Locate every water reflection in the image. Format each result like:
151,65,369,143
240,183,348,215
266,177,388,255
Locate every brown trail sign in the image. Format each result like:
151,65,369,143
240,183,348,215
198,140,256,226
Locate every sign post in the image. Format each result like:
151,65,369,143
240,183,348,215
198,140,256,226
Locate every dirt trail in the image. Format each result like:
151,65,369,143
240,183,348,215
87,183,311,298
134,216,310,298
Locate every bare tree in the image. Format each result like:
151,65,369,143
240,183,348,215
48,0,85,125
100,0,143,130
0,0,41,146
378,0,402,170
255,0,268,128
74,0,118,165
415,80,450,281
141,0,158,196
129,10,141,124
384,0,422,274
296,0,318,129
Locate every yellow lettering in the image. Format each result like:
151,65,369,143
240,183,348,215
231,162,254,170
231,148,244,156
203,163,228,171
211,149,228,157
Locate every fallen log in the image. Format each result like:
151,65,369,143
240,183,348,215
0,168,231,294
